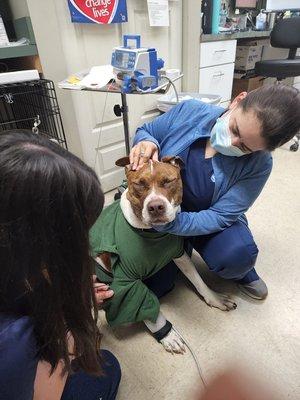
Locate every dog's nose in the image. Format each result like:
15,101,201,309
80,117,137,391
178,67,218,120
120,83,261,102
147,200,166,216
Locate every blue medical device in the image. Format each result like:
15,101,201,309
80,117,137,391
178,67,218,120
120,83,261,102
111,35,165,93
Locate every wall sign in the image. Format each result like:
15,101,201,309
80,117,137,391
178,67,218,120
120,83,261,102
68,0,128,24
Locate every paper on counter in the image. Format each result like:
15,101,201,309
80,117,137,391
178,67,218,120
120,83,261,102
0,16,9,46
147,0,169,27
58,70,89,90
1,37,30,48
79,65,115,89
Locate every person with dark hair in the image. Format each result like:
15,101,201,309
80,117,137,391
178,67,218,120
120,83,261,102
0,130,120,400
129,85,300,300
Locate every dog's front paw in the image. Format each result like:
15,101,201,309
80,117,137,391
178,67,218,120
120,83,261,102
204,292,237,311
160,328,186,354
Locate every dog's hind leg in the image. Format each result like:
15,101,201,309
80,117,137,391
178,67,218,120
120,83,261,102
174,252,237,311
144,312,185,354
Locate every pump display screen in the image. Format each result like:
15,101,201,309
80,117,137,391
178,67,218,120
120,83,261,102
115,51,131,68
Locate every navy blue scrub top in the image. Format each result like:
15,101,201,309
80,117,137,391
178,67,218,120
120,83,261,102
0,313,38,400
178,138,215,212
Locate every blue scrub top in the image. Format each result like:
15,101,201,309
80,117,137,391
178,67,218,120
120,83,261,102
0,313,38,400
179,138,215,212
134,100,272,236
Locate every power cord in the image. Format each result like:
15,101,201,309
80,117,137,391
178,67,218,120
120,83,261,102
135,75,179,104
161,75,179,104
172,326,207,388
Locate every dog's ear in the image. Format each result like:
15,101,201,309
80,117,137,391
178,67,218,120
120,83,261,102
115,156,134,174
161,156,184,169
115,156,130,167
115,156,133,173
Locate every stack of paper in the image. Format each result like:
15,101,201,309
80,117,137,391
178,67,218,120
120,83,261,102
58,65,115,90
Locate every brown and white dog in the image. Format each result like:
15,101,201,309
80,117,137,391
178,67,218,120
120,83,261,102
97,156,236,354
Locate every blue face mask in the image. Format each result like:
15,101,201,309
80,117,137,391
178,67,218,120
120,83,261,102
210,112,245,157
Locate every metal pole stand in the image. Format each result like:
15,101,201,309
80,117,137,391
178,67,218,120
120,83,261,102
113,93,130,155
113,93,130,200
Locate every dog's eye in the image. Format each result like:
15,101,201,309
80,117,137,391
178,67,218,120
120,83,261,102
161,178,176,187
133,180,147,189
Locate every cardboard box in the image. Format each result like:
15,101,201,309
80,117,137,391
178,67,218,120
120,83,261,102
235,41,263,72
232,76,263,98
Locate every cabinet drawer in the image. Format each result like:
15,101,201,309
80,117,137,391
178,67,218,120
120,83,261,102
200,40,237,68
199,63,234,102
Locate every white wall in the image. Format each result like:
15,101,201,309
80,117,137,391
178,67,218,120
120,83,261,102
182,0,201,91
26,1,183,191
26,0,84,158
9,0,29,19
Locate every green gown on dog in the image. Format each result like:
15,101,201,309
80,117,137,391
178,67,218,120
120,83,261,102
89,200,183,327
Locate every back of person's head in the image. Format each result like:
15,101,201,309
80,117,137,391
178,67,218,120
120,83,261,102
239,85,300,150
0,130,104,374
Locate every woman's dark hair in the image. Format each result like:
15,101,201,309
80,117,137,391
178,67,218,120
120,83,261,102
239,84,300,150
0,130,104,375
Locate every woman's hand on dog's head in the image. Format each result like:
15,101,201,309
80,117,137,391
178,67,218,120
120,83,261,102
130,141,159,171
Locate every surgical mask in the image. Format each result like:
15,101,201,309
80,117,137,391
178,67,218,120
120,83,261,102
210,111,245,157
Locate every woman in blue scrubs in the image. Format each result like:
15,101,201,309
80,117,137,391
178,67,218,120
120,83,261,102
129,85,300,300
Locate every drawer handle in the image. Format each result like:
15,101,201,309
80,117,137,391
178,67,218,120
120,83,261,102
213,72,225,78
214,49,226,53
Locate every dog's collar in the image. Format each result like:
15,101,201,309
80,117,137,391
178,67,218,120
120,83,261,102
133,227,156,233
129,224,170,238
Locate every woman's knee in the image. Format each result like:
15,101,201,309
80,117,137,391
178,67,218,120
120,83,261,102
207,241,259,280
194,222,259,281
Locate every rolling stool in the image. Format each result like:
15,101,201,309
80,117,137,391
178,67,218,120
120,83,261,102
255,16,300,151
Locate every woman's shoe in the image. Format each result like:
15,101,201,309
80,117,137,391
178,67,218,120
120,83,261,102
238,278,268,300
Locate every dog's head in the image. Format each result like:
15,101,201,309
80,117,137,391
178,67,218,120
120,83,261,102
116,156,184,225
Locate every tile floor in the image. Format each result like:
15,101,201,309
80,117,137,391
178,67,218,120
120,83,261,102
102,143,300,399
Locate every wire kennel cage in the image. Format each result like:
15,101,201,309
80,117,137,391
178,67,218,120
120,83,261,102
0,79,67,148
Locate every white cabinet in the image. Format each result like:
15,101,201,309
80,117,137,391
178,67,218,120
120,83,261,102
199,40,237,106
198,63,235,103
200,40,237,68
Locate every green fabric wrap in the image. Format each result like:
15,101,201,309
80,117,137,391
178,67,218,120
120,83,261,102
89,200,184,327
